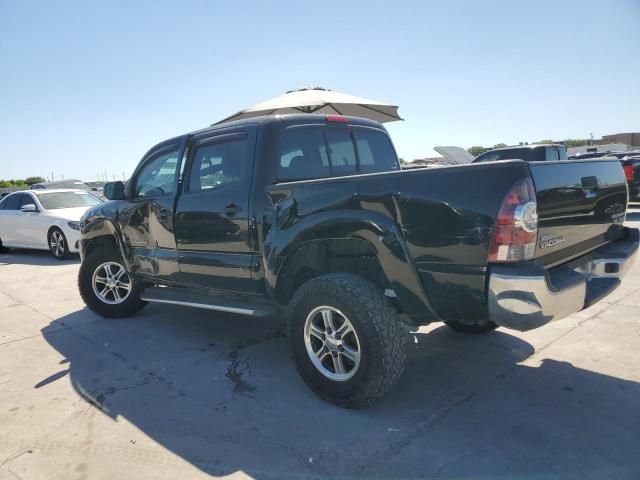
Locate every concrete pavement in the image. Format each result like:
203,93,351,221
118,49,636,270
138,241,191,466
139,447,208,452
1,208,639,479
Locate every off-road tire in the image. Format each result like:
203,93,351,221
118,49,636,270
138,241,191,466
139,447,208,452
287,273,407,408
78,247,146,318
48,227,71,260
444,319,498,334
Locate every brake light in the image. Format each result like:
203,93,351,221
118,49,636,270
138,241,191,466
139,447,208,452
623,163,634,181
488,178,538,262
325,115,348,123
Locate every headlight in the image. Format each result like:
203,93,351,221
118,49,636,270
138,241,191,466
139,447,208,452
67,221,81,230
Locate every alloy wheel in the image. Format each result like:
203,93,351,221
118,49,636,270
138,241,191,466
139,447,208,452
50,230,65,258
304,306,361,381
92,261,132,305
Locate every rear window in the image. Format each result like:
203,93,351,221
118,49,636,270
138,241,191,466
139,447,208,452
354,128,399,173
278,126,398,181
545,146,568,161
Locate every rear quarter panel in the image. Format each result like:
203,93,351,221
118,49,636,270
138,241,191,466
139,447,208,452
265,160,531,323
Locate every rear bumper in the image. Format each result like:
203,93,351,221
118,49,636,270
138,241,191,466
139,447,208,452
488,227,639,331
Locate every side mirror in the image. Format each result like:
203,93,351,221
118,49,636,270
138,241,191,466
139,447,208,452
21,203,38,213
103,181,125,200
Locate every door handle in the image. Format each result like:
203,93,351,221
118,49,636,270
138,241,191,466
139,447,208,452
224,203,240,217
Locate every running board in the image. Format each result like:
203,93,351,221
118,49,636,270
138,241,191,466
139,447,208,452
140,287,279,317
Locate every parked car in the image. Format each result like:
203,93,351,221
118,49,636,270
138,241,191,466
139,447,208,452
474,144,568,163
29,179,91,191
0,189,103,259
77,114,638,407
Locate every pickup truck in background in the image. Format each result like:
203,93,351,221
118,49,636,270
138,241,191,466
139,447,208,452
77,114,638,407
429,143,568,166
473,143,569,163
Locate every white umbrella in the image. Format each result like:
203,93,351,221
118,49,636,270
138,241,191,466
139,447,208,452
216,86,402,124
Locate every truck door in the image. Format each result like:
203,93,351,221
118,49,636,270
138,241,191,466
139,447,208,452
174,127,257,292
119,141,184,279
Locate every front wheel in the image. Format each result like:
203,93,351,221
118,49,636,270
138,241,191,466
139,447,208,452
78,248,146,318
287,273,407,408
48,228,71,259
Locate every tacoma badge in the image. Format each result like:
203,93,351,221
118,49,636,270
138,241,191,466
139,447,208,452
539,233,565,249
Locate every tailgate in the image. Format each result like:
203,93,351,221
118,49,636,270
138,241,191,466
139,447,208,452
528,159,628,267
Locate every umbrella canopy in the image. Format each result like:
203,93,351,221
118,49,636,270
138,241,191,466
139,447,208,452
215,86,402,124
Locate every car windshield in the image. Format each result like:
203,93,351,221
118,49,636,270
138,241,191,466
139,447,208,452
37,191,103,210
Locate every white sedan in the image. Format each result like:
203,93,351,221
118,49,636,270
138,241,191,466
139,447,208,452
0,189,103,259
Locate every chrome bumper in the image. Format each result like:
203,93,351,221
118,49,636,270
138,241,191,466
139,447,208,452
488,227,639,331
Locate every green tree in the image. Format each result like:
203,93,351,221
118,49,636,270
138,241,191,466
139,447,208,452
493,143,508,148
562,138,590,148
538,139,554,144
24,176,46,185
0,179,27,187
468,146,489,157
399,157,407,165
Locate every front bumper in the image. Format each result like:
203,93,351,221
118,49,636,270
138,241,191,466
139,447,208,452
488,227,639,331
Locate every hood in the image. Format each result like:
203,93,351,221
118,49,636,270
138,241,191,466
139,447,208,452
434,146,476,164
47,207,93,222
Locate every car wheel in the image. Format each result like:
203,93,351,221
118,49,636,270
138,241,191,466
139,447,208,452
48,227,71,260
287,273,407,408
444,319,498,334
0,237,8,254
78,247,146,318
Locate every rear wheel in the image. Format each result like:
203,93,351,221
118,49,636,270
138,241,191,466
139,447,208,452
287,273,407,408
444,319,498,334
78,247,146,318
48,228,71,259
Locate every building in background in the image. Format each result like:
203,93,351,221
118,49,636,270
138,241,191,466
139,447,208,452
597,132,640,147
568,132,640,155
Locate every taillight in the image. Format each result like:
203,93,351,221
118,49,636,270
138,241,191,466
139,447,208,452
488,178,538,262
623,163,634,181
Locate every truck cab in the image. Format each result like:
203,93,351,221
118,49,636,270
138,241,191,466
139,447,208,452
474,144,568,163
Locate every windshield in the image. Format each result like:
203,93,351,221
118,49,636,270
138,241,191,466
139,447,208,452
37,191,103,210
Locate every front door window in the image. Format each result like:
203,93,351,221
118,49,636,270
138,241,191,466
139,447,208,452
133,149,180,198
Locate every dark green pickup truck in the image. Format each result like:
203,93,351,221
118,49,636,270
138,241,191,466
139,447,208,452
76,114,638,407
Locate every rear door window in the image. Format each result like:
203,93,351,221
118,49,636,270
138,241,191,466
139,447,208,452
4,194,22,210
187,135,249,192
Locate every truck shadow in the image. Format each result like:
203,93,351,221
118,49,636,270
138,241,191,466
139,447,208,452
0,249,79,266
41,307,640,479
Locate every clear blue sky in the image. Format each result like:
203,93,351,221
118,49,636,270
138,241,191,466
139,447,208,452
1,0,638,180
